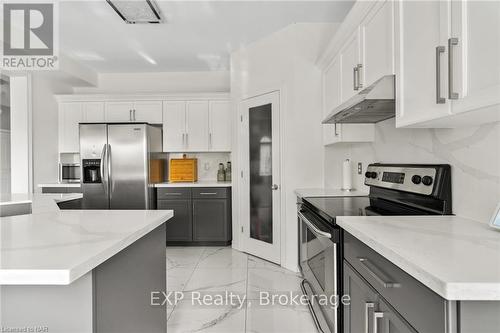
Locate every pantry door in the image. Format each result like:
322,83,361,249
239,91,281,264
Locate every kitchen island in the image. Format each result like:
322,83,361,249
0,194,173,333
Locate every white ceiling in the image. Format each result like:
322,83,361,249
60,1,354,73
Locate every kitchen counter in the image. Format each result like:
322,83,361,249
294,188,368,198
38,183,81,188
1,192,82,212
337,215,500,300
154,180,232,187
1,209,172,285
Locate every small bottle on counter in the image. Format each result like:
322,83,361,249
217,163,226,182
225,162,231,182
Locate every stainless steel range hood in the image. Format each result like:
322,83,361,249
322,75,395,124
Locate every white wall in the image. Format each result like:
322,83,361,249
10,76,31,193
31,73,74,190
231,23,338,271
325,118,500,223
74,71,230,94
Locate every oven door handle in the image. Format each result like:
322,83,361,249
298,212,331,239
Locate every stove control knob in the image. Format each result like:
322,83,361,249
365,171,371,178
411,175,422,184
422,176,433,186
370,172,378,179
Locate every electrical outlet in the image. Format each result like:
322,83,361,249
357,162,363,175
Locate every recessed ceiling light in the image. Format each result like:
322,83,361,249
106,0,162,24
138,51,157,65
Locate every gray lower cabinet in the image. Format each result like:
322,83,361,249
343,231,500,333
193,199,230,242
158,187,231,245
344,261,416,333
158,199,192,242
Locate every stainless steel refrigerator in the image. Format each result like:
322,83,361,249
79,123,162,209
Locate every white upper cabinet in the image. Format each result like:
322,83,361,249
59,103,83,153
162,101,186,152
104,101,162,123
185,101,209,152
132,101,163,123
361,0,394,87
449,1,500,117
395,0,499,127
209,101,231,152
340,29,362,103
323,55,342,145
395,1,452,127
105,101,135,122
82,102,105,122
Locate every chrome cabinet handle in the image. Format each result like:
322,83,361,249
353,66,359,91
164,193,182,196
365,303,374,333
436,46,446,104
357,64,363,89
373,312,384,333
182,133,185,146
199,192,217,195
358,258,399,288
129,110,132,121
334,123,339,136
209,133,212,149
298,212,331,239
186,133,189,147
448,38,459,100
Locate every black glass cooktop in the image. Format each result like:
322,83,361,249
303,195,435,225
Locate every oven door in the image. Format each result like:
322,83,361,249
298,206,340,333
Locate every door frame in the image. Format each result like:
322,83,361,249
238,90,282,264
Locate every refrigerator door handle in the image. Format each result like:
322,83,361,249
108,144,114,197
100,144,108,195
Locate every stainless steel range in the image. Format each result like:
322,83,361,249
298,163,452,333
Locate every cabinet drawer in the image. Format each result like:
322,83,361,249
192,187,229,199
344,232,446,333
157,188,191,200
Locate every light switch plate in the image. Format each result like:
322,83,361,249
357,162,363,175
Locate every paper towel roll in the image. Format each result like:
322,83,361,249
342,159,353,190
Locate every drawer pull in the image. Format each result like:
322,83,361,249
199,192,217,195
164,193,182,195
373,312,384,333
365,302,374,333
358,258,400,288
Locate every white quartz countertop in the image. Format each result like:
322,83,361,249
38,183,81,188
0,209,173,285
294,188,368,198
1,193,83,212
154,181,232,188
337,215,500,301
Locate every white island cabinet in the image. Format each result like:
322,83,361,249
0,196,173,333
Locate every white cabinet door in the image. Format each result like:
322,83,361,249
133,101,163,123
186,101,209,152
361,0,394,87
395,0,452,127
340,29,361,103
450,0,500,116
59,103,83,153
162,101,186,152
105,101,134,122
323,55,342,145
209,101,231,151
83,102,105,122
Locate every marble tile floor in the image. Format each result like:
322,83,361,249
166,246,317,333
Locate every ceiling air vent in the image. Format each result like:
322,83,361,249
106,0,162,24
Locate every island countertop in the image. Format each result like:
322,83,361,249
337,215,500,301
0,194,173,285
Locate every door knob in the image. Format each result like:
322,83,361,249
272,184,279,190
